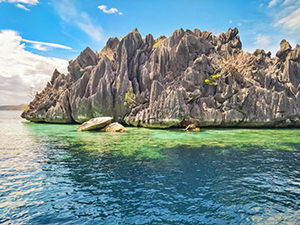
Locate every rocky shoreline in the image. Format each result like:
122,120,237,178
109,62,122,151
21,27,300,128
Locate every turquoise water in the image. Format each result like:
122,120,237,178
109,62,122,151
0,111,299,224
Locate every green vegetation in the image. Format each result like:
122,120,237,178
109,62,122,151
24,105,30,112
205,74,221,86
152,38,166,50
124,87,136,108
99,47,114,60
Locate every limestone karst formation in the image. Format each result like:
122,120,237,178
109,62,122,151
22,28,300,128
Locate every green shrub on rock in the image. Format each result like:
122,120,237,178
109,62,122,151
124,87,136,108
205,74,221,86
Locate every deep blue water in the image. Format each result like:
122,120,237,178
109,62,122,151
0,111,299,224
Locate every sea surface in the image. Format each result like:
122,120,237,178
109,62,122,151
0,110,299,224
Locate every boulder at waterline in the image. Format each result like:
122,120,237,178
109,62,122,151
185,124,201,132
101,122,127,132
77,117,113,131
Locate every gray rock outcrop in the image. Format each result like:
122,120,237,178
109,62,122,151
77,117,112,131
22,27,300,128
101,122,127,132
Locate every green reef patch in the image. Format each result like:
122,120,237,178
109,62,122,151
24,122,300,159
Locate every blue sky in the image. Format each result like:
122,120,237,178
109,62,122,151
0,0,300,105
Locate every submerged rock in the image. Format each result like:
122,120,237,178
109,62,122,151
101,122,127,132
22,27,300,128
77,117,112,131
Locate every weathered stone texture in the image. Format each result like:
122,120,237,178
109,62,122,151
22,28,300,128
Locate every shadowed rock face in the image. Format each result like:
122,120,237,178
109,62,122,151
22,28,300,128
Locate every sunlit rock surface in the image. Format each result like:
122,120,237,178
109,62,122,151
77,117,112,132
22,27,300,128
101,122,127,133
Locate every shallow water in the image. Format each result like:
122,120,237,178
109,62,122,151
0,111,299,224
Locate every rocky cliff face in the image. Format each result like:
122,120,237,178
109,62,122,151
21,28,300,128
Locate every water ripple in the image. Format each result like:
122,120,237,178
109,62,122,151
0,111,300,224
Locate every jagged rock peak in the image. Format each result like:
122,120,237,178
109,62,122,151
225,27,239,41
71,46,98,66
68,46,98,81
131,28,140,34
106,37,120,49
193,28,201,36
155,35,167,42
253,49,271,58
50,69,61,85
144,33,155,46
289,44,300,61
170,28,185,46
276,39,292,60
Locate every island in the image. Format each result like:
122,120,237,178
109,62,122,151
21,27,300,128
0,104,27,111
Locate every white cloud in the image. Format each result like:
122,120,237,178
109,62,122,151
265,0,300,34
229,20,232,24
0,0,38,10
255,34,271,46
22,38,72,50
244,0,299,57
98,5,123,15
7,0,38,4
269,0,280,7
276,7,300,31
282,0,295,5
53,0,103,42
98,5,117,14
77,22,102,42
0,0,38,4
16,3,29,10
245,34,279,56
0,30,68,105
76,12,102,42
255,35,278,56
31,43,48,51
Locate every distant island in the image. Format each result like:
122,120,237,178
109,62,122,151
21,27,300,128
0,104,27,111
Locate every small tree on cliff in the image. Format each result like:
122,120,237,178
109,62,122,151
205,74,221,86
124,87,136,109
